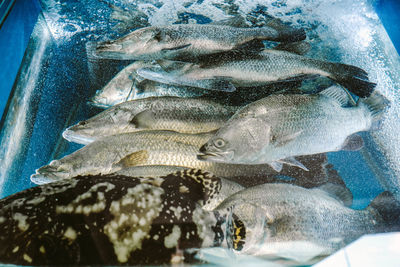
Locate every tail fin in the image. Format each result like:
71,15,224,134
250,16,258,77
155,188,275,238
265,19,306,42
368,191,400,232
330,63,376,97
359,91,390,130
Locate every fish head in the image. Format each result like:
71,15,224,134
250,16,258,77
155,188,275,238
198,117,271,163
63,107,139,145
31,161,73,184
96,27,169,60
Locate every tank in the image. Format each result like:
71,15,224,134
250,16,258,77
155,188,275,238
0,0,399,266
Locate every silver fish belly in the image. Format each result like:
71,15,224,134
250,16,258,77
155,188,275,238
31,130,280,184
217,183,397,264
63,97,239,145
137,49,375,97
95,24,305,61
90,61,204,109
198,87,388,171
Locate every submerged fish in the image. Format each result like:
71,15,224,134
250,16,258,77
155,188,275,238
216,183,400,264
31,130,290,185
137,49,376,97
113,165,245,211
198,87,388,171
90,61,204,109
95,22,305,61
0,169,225,265
63,97,239,145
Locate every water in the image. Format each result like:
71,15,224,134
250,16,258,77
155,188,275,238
0,0,399,265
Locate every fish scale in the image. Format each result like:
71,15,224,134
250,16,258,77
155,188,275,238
198,87,388,170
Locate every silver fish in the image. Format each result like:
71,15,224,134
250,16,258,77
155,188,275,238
198,87,388,171
31,131,280,185
90,61,204,109
63,96,239,145
95,23,305,61
0,169,225,265
216,183,400,264
137,49,376,97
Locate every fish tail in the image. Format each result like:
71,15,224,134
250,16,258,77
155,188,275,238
264,19,306,42
329,63,376,98
359,91,390,130
367,191,400,232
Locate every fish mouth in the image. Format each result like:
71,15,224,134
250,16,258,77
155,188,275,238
62,129,94,145
31,165,66,185
197,145,234,162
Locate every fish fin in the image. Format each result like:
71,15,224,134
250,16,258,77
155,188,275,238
367,191,400,232
277,157,309,171
130,110,156,128
316,183,353,207
274,41,311,55
209,15,248,28
320,85,352,107
272,131,302,147
269,161,283,172
341,134,364,151
266,18,306,42
359,91,390,130
161,43,191,52
329,63,376,97
234,39,265,51
114,150,149,168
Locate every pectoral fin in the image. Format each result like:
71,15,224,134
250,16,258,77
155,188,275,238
114,150,149,168
269,161,283,172
130,110,156,128
272,131,302,147
277,157,309,171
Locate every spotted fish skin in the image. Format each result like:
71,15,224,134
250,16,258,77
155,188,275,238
0,170,224,265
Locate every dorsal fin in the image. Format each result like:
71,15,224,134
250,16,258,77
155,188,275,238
319,85,352,107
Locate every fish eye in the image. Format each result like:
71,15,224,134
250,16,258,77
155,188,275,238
78,121,87,126
214,138,226,148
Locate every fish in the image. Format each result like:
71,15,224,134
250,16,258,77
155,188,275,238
90,61,204,109
198,87,389,171
113,165,245,211
95,21,306,61
0,169,226,265
63,96,239,145
31,130,297,185
136,49,376,97
216,183,400,265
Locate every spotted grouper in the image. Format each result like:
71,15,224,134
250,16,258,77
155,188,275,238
0,169,228,265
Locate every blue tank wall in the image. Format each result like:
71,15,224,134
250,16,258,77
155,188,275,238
0,0,40,121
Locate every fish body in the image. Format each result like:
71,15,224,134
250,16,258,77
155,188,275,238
137,49,375,97
0,170,224,265
90,61,204,109
31,131,280,184
63,97,239,145
95,24,305,61
217,183,400,264
198,87,388,171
